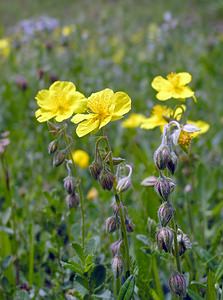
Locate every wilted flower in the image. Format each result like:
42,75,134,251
71,88,131,137
35,81,87,122
112,255,123,278
156,227,173,253
48,140,58,154
169,272,187,297
89,160,103,180
154,176,175,201
66,193,80,208
158,201,174,226
177,229,192,256
99,168,115,191
151,72,194,101
64,176,75,194
72,149,89,168
141,176,158,187
116,164,132,193
105,216,118,233
53,151,65,167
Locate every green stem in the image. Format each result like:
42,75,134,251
63,131,85,249
172,217,182,274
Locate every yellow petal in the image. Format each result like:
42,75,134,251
156,91,173,101
76,117,100,137
121,113,146,128
177,72,192,85
35,109,55,122
187,120,210,137
71,113,94,124
99,115,112,129
151,76,171,92
87,89,114,113
49,81,76,93
141,116,166,129
173,87,194,99
112,92,131,119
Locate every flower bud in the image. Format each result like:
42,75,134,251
112,255,123,278
99,169,115,191
125,218,134,233
111,201,120,215
116,176,131,193
64,176,75,194
158,202,174,226
167,151,178,174
53,151,65,167
110,239,122,257
105,216,117,233
147,217,157,237
154,176,175,201
89,160,102,180
154,144,171,170
177,230,192,256
156,227,173,253
48,140,58,154
169,272,187,297
66,193,80,209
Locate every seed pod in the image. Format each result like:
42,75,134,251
99,168,115,191
66,193,80,209
125,218,134,233
105,216,117,233
53,151,65,167
48,140,58,154
110,239,122,257
156,227,173,253
89,160,102,180
177,230,192,256
154,144,171,170
116,176,131,193
63,176,75,194
112,255,123,278
167,151,178,175
154,176,175,201
169,272,187,297
158,201,174,226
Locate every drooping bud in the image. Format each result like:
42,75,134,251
116,176,131,193
111,200,120,215
112,255,123,278
48,140,58,154
177,230,192,256
110,239,122,257
66,193,80,209
63,176,75,194
156,227,173,253
169,272,187,297
158,201,174,226
141,176,158,187
99,168,115,191
154,176,175,201
105,216,118,233
167,151,178,175
89,160,103,180
53,151,65,167
154,144,171,170
125,218,134,233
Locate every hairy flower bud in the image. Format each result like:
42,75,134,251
53,151,65,167
48,140,58,154
63,176,75,194
167,151,178,174
154,176,175,201
158,202,174,226
177,230,192,256
99,169,115,191
116,176,131,193
156,227,173,253
89,160,102,180
112,255,123,278
125,218,134,233
169,272,187,297
110,239,122,257
105,216,117,233
154,144,171,170
66,193,80,209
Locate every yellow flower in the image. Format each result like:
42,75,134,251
122,113,147,128
35,81,87,122
72,149,90,168
71,88,131,137
151,72,194,101
62,25,75,37
141,105,185,130
0,38,10,58
86,187,98,200
178,120,210,148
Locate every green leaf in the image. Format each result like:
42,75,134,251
187,288,204,300
206,270,216,300
2,255,13,270
84,254,95,273
72,242,84,262
14,290,29,300
118,275,135,300
61,261,83,276
89,264,106,290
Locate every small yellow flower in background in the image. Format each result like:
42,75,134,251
87,187,98,200
151,72,194,101
141,105,185,130
72,149,90,168
35,81,87,122
62,25,75,37
71,88,131,137
122,113,147,128
0,38,10,58
178,120,210,148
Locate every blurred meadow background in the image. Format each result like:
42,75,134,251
0,0,223,299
